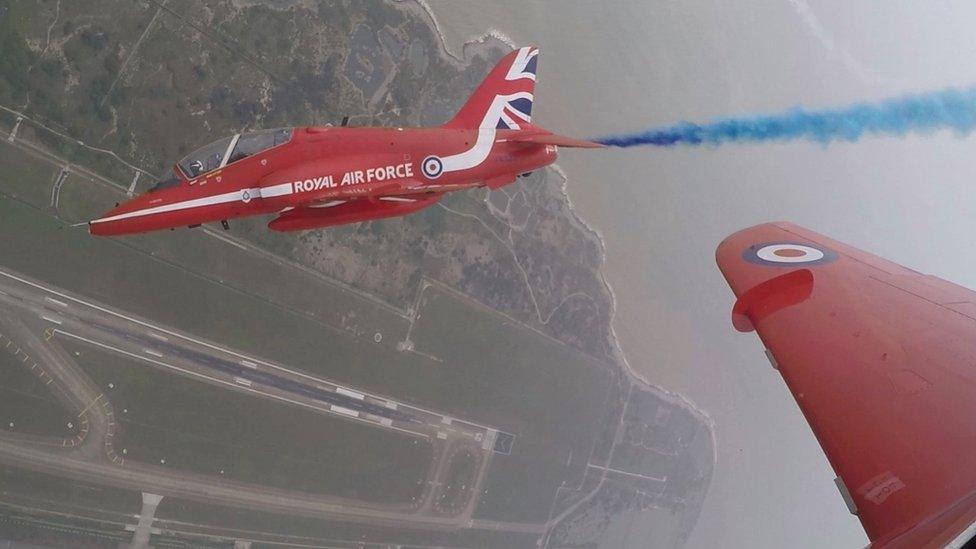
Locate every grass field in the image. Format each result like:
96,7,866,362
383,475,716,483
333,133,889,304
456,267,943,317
61,338,431,503
0,140,57,207
0,465,141,521
155,497,539,549
0,332,76,438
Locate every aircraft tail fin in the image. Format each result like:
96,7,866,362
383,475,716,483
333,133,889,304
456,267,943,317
443,46,539,130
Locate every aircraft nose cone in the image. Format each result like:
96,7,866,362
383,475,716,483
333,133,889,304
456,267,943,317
89,201,131,236
87,218,106,236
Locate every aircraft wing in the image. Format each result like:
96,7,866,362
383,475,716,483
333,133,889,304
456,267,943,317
716,222,976,548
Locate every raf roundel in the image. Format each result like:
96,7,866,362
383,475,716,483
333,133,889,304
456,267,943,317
744,242,837,267
421,155,443,179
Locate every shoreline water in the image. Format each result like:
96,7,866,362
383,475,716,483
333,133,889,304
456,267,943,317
396,0,716,448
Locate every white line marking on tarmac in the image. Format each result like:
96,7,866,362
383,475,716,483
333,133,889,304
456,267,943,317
144,349,163,358
44,297,68,307
336,386,365,400
233,377,252,387
239,359,257,369
40,316,62,325
330,405,359,417
147,332,168,342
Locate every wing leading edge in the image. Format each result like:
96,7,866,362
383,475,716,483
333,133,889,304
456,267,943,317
716,222,976,548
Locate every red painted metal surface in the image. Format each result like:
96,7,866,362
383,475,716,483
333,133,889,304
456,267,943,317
717,222,976,547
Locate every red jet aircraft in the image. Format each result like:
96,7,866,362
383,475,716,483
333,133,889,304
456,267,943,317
718,222,976,548
89,47,600,236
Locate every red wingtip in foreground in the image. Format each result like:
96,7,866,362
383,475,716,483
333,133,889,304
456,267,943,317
89,46,600,236
717,222,976,548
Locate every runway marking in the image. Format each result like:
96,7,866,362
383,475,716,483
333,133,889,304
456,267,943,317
44,297,67,308
54,330,430,440
143,349,163,358
40,316,62,325
147,332,168,342
336,386,365,400
239,359,257,369
330,405,359,418
233,377,252,387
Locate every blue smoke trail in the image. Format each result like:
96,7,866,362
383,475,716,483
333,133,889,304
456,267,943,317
595,87,976,148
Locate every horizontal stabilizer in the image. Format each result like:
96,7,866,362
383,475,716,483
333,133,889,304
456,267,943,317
503,132,604,149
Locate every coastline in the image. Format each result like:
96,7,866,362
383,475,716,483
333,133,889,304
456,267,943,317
396,0,716,455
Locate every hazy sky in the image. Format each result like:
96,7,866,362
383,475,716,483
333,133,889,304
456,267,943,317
428,1,976,547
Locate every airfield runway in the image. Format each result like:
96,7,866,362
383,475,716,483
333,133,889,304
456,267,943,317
0,267,493,443
0,266,545,541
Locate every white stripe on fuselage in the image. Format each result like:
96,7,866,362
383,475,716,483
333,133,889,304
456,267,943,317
261,182,293,198
90,187,263,224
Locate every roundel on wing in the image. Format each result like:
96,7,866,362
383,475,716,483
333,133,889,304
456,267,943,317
421,155,443,179
743,242,837,266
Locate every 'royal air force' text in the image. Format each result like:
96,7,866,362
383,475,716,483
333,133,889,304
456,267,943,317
291,163,414,193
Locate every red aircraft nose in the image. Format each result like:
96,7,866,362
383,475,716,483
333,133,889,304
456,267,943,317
88,192,168,236
89,201,135,236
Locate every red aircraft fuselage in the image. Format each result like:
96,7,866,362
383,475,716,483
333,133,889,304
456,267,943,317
90,46,600,236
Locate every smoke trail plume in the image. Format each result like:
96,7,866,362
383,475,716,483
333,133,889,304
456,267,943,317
596,87,976,148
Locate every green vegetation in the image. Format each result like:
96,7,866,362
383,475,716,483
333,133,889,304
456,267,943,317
62,339,432,503
0,3,34,106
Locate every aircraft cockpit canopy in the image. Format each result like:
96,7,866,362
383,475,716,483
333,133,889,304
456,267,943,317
176,128,294,179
